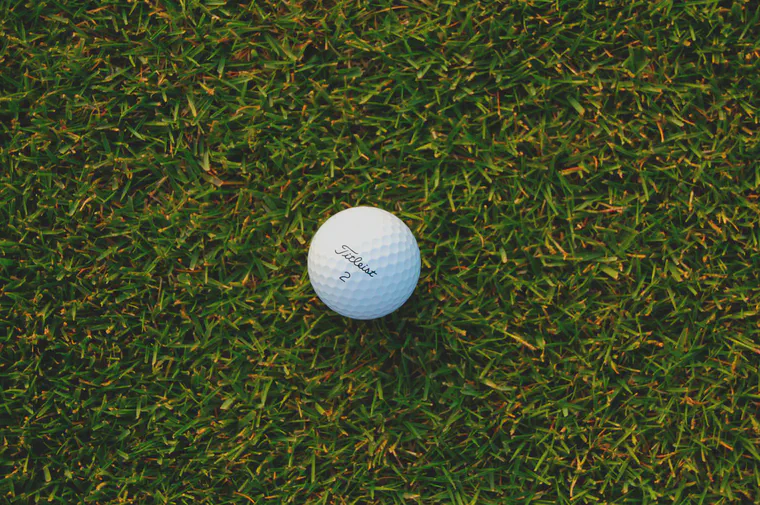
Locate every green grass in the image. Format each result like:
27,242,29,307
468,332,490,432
1,0,760,503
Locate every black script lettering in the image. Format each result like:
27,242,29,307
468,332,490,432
334,244,378,278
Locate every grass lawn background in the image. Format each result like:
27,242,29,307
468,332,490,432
1,0,759,503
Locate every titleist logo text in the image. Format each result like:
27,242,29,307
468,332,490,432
334,245,378,277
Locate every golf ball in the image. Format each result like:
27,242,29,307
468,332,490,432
308,206,421,320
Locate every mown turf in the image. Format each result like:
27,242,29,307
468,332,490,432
1,0,760,503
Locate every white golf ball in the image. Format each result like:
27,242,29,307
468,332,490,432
308,206,421,320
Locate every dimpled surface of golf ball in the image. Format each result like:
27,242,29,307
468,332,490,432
308,206,421,320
